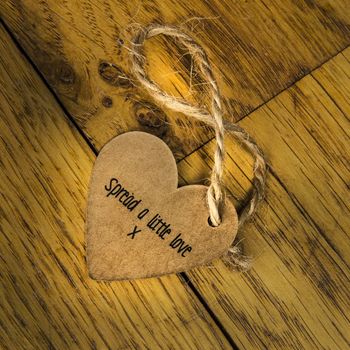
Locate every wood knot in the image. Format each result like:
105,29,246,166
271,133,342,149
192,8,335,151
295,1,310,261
57,62,75,85
133,102,168,137
102,96,113,108
98,61,132,88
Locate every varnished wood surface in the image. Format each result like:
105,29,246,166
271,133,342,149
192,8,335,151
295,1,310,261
0,24,232,350
178,48,350,349
1,0,350,159
0,0,350,349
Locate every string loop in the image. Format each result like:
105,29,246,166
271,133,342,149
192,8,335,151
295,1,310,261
130,24,267,269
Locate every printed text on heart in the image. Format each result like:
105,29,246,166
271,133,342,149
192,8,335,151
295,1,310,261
105,178,193,257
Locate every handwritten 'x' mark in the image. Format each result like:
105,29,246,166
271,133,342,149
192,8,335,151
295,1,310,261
127,225,142,239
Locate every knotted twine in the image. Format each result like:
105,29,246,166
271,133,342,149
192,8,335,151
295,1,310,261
130,24,267,270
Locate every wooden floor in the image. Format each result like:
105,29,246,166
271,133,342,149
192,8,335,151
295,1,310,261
0,1,349,349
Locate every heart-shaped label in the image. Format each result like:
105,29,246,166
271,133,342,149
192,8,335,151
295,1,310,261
86,131,238,280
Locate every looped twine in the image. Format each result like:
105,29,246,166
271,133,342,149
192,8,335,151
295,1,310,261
130,24,267,269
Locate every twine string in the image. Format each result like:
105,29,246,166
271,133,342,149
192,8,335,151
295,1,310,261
130,24,267,269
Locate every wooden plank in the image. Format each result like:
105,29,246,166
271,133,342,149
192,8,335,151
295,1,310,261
1,0,350,159
177,49,350,349
0,24,232,349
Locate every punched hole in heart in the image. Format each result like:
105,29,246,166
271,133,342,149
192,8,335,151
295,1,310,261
208,216,219,228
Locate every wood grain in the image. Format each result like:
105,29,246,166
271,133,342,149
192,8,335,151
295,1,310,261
1,0,350,159
177,48,350,349
312,48,350,119
0,24,232,349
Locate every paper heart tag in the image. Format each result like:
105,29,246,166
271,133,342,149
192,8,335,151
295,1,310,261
86,131,238,280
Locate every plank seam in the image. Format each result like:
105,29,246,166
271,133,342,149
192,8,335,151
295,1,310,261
176,44,350,163
0,18,98,157
180,273,240,350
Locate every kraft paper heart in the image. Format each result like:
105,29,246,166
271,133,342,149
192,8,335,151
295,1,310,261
86,131,238,280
